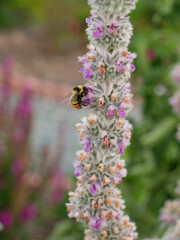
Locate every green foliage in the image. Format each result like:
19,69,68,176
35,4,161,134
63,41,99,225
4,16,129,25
48,220,84,240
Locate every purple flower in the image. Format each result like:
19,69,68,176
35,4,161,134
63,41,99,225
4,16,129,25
123,83,131,89
106,105,115,119
117,57,124,65
82,138,92,152
90,10,97,18
15,86,33,119
90,217,106,230
93,25,103,38
86,18,91,24
128,53,137,61
11,159,24,176
108,22,117,35
131,64,135,72
118,141,127,155
116,64,126,73
74,171,81,178
89,182,101,195
115,211,123,221
78,57,88,64
117,108,126,118
0,211,13,228
86,86,94,92
73,162,83,170
113,176,122,184
21,205,37,222
83,92,94,106
79,66,93,80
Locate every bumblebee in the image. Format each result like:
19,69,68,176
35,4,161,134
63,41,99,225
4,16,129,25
71,85,88,109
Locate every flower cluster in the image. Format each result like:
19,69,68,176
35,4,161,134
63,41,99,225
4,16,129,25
67,0,138,239
79,45,136,83
170,64,180,142
86,15,133,51
88,0,138,17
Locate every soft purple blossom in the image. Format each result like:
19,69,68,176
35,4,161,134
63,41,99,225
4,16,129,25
128,53,137,61
90,10,97,18
124,82,131,89
0,211,13,228
89,182,101,195
106,105,116,119
78,57,88,64
21,205,37,222
73,162,83,170
117,108,126,118
131,64,135,72
79,66,93,80
83,92,94,106
93,25,103,38
117,57,124,65
108,22,117,35
74,171,81,178
82,138,92,152
117,64,126,73
118,141,127,155
90,217,106,230
86,18,91,24
86,86,94,92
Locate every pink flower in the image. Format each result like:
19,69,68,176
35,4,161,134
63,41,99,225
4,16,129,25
146,50,156,62
108,22,117,35
82,138,92,152
93,25,103,38
0,211,13,228
11,159,24,176
21,205,37,222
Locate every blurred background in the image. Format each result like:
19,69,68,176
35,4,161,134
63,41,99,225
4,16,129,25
0,0,180,239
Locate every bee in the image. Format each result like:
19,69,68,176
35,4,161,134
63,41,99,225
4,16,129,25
71,85,88,109
61,85,89,109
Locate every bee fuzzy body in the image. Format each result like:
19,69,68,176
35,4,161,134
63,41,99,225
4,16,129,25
71,85,88,109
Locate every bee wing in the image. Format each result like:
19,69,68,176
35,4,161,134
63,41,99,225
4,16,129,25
60,93,72,106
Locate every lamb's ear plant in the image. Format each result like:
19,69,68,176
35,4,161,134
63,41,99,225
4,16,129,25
66,1,138,239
